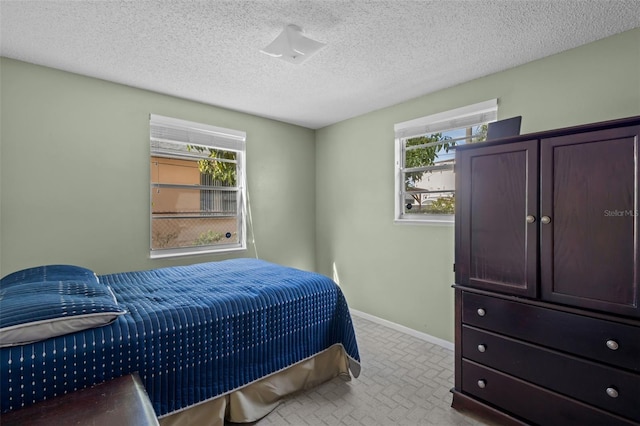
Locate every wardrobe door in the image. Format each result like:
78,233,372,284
540,126,640,317
456,140,538,297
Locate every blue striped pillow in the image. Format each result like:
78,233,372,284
1,264,100,287
0,265,127,347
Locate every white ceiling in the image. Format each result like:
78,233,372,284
1,1,639,129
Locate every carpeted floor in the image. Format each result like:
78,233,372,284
247,315,489,426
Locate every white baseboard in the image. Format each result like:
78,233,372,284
350,309,454,351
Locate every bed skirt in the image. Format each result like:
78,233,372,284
159,343,356,426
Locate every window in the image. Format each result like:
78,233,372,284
149,114,246,258
394,99,497,224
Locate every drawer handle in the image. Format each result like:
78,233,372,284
477,308,486,317
606,340,619,351
477,344,486,353
606,387,619,398
477,380,486,389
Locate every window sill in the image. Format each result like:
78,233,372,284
149,244,246,259
394,215,454,226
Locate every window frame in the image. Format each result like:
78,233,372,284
394,100,497,225
149,114,247,258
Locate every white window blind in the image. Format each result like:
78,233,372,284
150,114,246,151
394,99,497,140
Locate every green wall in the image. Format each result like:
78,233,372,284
0,58,317,276
315,28,640,343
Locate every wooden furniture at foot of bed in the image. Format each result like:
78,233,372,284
1,373,159,426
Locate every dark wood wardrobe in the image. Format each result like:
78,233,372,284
452,115,640,425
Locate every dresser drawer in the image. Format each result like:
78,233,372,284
462,325,640,421
462,360,637,426
462,292,640,372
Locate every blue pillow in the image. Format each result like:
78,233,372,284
0,265,127,347
0,264,100,288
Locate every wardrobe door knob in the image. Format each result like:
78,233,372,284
606,387,619,398
606,340,619,350
526,215,536,224
477,344,486,353
541,216,552,224
477,308,486,317
477,380,486,389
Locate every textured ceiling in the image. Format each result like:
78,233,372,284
1,1,639,129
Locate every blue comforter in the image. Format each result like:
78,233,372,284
0,258,360,416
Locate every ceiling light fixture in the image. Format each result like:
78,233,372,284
260,24,326,65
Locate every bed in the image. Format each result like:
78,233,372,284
0,258,361,425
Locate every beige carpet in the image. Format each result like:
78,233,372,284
244,315,489,426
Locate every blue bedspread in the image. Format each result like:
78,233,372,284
0,258,360,416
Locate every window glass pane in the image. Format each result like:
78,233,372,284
199,188,237,214
151,217,239,250
400,124,488,219
195,151,237,188
403,191,455,215
403,164,455,192
152,187,201,214
151,154,239,246
152,187,237,215
151,157,200,184
404,133,455,169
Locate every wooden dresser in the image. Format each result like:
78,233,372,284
452,116,640,425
